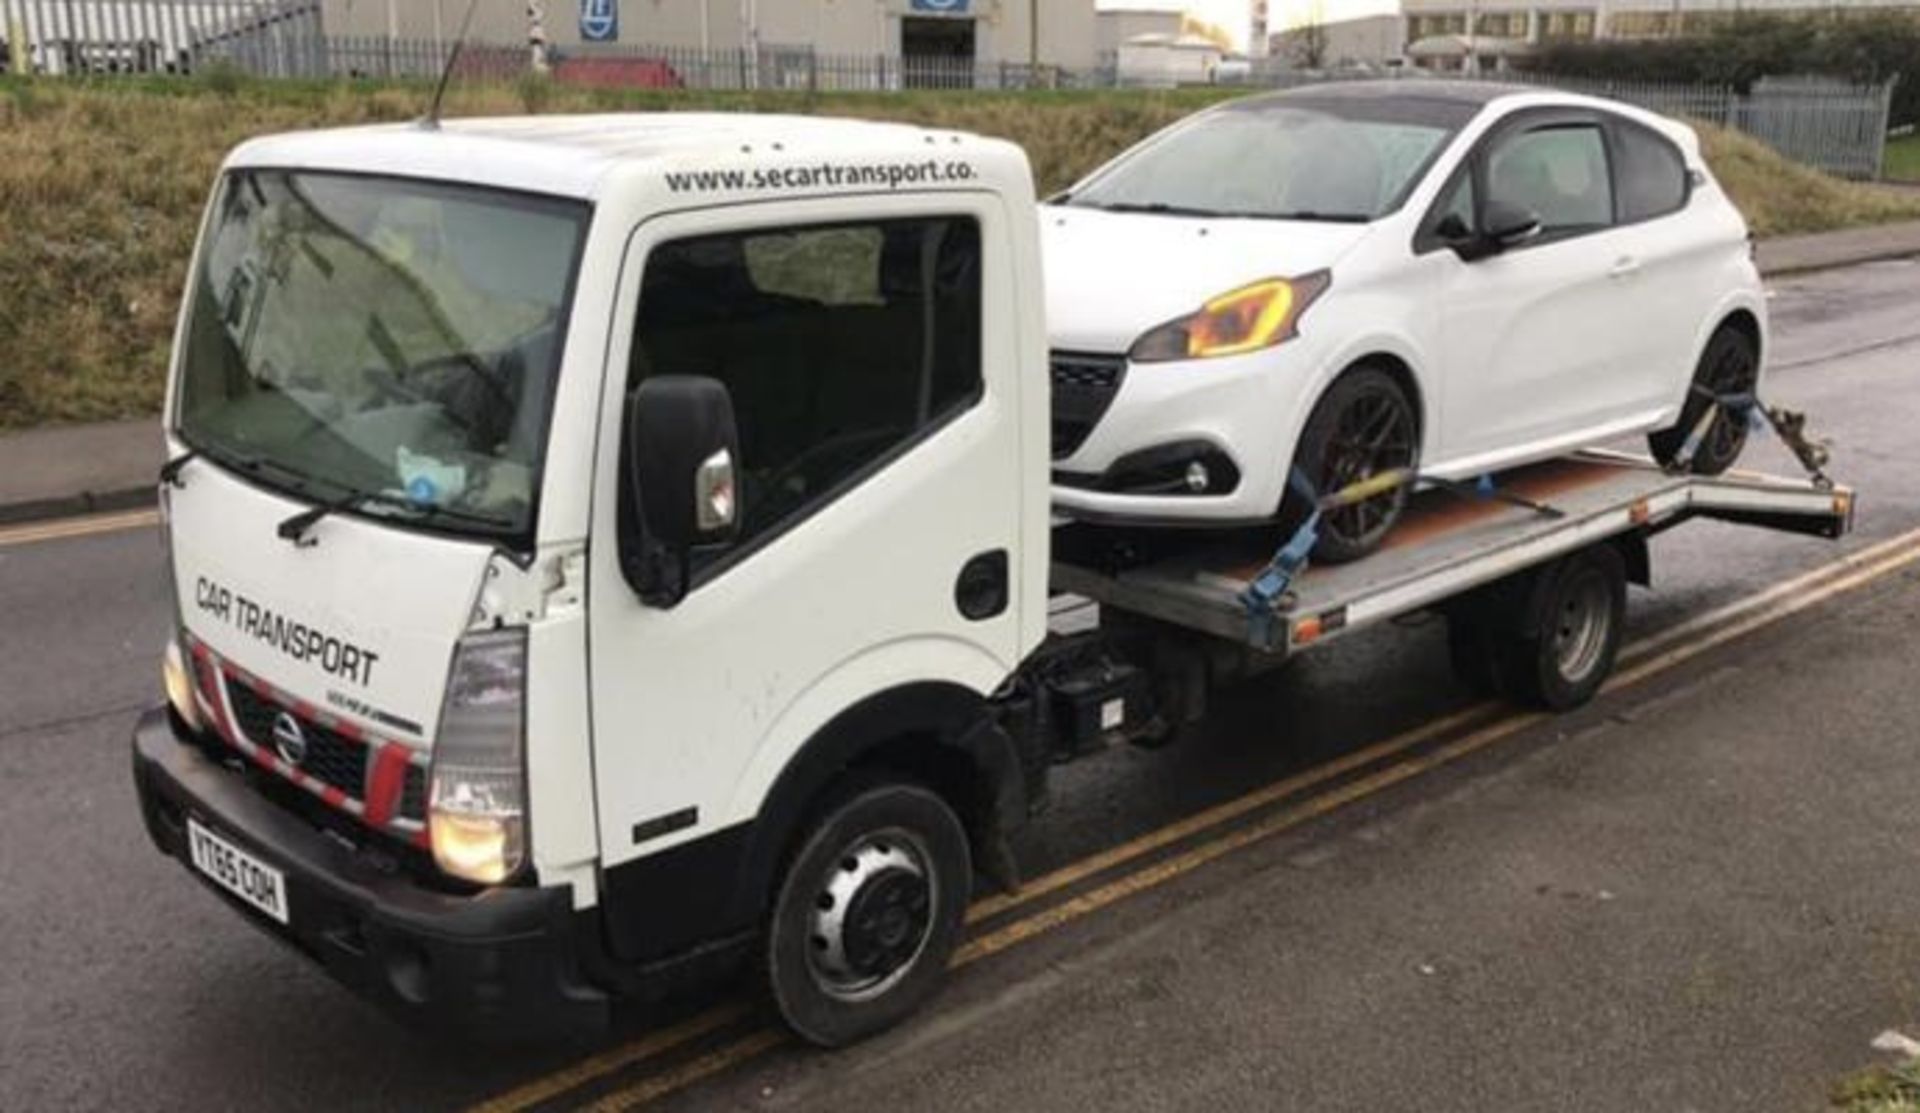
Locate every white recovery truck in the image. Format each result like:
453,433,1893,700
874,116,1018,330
133,113,1854,1046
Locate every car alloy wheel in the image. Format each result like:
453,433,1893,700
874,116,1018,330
1291,367,1418,565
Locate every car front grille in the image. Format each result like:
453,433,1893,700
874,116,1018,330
227,682,369,801
1050,351,1128,460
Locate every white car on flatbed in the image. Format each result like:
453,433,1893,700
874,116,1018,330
132,108,1847,1049
1046,82,1765,563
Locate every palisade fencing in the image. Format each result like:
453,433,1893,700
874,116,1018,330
0,4,1894,178
0,0,321,77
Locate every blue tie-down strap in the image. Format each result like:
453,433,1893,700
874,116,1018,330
1240,469,1321,647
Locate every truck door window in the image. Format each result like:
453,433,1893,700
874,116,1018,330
631,216,983,555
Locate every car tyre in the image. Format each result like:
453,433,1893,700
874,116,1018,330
765,777,971,1048
1286,367,1418,565
1649,325,1759,476
1492,544,1627,712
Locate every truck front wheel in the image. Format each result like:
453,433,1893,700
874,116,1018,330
766,778,971,1047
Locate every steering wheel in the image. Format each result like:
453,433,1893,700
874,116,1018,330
408,352,517,415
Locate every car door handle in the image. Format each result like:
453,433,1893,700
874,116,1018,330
1608,257,1642,280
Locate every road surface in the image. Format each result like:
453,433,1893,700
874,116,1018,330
3,259,1920,1111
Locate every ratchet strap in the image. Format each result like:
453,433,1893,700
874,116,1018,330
1670,385,1833,489
1239,469,1322,647
1238,465,1566,645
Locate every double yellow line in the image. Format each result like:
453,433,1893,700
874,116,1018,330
0,508,159,549
471,526,1920,1113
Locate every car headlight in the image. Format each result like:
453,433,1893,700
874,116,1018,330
1130,272,1332,363
429,629,528,885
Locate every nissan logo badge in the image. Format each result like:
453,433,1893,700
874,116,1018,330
271,711,309,767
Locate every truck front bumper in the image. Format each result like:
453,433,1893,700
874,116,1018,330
131,707,610,1041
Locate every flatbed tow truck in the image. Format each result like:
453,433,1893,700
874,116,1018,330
130,111,1852,1050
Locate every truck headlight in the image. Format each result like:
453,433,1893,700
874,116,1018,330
163,638,201,732
1130,272,1331,363
429,629,528,885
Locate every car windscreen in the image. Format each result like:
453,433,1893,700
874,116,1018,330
1063,96,1474,222
174,169,589,543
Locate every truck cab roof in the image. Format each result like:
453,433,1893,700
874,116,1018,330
226,113,1028,202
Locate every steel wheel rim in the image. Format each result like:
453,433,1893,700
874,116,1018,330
1552,570,1612,684
805,827,937,1003
1319,386,1415,549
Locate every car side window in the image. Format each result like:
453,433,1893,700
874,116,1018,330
1486,124,1614,237
630,217,983,559
1612,120,1691,223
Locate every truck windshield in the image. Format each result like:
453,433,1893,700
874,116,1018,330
175,169,589,541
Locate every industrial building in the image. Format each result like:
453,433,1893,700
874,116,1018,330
318,0,1105,71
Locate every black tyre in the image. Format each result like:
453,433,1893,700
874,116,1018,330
1649,325,1759,476
766,778,971,1048
1493,545,1627,712
1287,367,1418,565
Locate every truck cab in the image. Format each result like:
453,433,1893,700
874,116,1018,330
134,114,1053,1045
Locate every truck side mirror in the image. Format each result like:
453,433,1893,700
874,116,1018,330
619,376,742,608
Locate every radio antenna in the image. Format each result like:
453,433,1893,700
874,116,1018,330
423,0,485,130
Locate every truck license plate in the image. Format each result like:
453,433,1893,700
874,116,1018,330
187,818,289,925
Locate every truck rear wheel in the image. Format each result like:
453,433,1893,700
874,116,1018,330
1494,544,1627,711
766,778,971,1047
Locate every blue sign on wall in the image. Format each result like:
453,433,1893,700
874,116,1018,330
580,0,619,42
909,0,972,13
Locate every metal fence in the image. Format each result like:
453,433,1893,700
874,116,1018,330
0,0,321,77
1480,70,1896,178
0,2,1896,178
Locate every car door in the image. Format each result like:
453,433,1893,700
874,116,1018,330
1428,110,1646,472
1601,113,1718,417
584,194,1032,962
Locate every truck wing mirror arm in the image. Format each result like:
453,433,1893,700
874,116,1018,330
618,376,743,608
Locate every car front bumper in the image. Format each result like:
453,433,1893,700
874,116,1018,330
1051,344,1323,524
131,706,610,1042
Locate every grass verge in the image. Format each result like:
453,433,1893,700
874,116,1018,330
3,74,1919,429
1884,134,1920,183
1834,1057,1920,1112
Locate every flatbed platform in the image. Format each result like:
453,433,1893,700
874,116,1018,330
1053,452,1855,655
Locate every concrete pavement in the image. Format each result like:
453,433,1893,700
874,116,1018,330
1758,218,1920,277
5,219,1920,527
0,418,161,525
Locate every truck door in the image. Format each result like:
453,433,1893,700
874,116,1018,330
583,194,1031,962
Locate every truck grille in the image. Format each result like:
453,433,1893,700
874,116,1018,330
1050,352,1127,460
400,765,429,822
227,683,369,801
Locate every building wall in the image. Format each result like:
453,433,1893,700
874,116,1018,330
1096,8,1184,55
320,0,1099,67
1401,0,1920,45
1271,13,1403,66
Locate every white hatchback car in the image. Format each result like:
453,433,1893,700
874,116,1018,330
1045,81,1765,562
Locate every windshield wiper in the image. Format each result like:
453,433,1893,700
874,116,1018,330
278,486,515,548
1261,211,1375,224
1082,201,1232,219
159,448,201,488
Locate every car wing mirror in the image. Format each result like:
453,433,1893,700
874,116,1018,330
619,376,742,608
1483,201,1544,250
